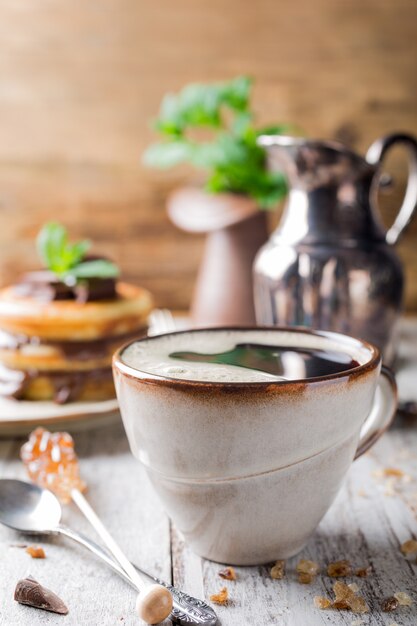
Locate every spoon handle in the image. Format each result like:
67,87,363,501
57,524,217,625
70,488,146,592
57,523,136,587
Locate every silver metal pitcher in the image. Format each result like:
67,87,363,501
254,133,417,363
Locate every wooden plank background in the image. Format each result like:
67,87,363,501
0,0,416,311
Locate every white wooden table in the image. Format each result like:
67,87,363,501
0,321,417,626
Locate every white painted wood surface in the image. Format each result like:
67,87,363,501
0,321,416,625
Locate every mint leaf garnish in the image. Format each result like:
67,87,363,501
36,222,119,281
65,259,120,280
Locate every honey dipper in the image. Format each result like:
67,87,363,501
20,428,173,624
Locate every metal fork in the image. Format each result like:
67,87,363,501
148,309,177,335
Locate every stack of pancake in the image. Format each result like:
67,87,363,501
0,273,152,403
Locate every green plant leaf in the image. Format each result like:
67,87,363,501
144,75,290,208
151,75,252,137
221,75,252,111
256,124,293,136
232,111,253,137
143,141,193,168
65,259,120,280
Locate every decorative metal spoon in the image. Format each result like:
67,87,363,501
0,479,217,626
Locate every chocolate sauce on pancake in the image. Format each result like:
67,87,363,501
0,363,114,404
0,328,146,362
14,266,117,303
0,364,26,398
0,327,146,403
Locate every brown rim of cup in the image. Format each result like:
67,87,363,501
112,326,382,390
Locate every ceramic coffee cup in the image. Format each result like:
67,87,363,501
113,328,397,565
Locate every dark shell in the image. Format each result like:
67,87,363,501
14,576,68,615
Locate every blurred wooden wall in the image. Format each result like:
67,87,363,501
0,0,416,310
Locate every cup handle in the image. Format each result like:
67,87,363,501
354,366,397,460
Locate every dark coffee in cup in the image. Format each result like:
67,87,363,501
121,329,361,382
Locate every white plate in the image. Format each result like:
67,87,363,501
0,396,120,437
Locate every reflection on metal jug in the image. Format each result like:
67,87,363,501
254,134,417,363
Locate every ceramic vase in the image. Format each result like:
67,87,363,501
167,187,268,327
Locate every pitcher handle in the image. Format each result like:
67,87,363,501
366,133,417,245
355,366,397,459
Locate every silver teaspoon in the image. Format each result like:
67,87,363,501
0,479,217,626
